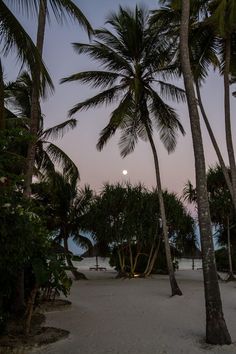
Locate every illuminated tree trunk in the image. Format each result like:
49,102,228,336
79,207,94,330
180,0,231,344
144,120,182,296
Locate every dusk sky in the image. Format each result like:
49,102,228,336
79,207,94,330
3,0,236,198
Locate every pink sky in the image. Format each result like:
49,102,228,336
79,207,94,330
2,0,236,199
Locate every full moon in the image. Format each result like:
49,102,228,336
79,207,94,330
122,170,128,176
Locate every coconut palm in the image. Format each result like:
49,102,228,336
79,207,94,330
0,0,53,130
208,0,236,210
19,0,93,197
180,0,231,344
62,6,185,296
5,71,79,180
150,2,236,210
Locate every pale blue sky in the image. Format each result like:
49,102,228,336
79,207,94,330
2,0,236,199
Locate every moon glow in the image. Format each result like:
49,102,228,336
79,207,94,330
122,170,128,176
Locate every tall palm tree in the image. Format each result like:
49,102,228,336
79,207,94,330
150,2,236,210
209,0,236,210
0,0,53,130
20,0,93,197
62,6,185,296
180,0,231,344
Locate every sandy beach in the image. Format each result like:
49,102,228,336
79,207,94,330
32,269,236,354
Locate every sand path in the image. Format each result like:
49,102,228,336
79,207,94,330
32,270,236,354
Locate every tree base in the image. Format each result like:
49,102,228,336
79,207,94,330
170,276,182,296
72,271,87,280
206,317,231,345
225,272,236,282
171,287,182,296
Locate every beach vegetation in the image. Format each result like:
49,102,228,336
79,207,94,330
84,182,195,278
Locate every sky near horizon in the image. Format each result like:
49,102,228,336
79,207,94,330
2,0,236,200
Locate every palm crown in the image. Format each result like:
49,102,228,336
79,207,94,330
62,6,185,157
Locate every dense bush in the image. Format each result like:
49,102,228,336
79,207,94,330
215,248,236,272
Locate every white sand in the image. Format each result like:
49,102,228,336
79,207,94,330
32,270,236,354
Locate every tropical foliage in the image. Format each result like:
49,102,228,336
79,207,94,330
84,183,195,277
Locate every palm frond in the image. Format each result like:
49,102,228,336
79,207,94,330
72,232,93,249
68,84,127,117
35,143,56,175
61,71,123,89
45,143,79,182
48,0,93,36
41,118,77,140
119,119,139,158
5,0,38,17
72,42,133,74
148,87,185,153
97,92,133,151
157,80,186,103
0,2,54,93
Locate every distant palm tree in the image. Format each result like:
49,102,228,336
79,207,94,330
0,0,53,130
62,6,185,296
5,71,79,180
40,172,94,280
180,0,231,344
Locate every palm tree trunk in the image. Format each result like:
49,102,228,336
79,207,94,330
144,123,182,296
63,236,87,280
180,0,231,345
0,59,5,130
224,36,236,204
24,0,47,197
196,81,236,208
226,216,235,281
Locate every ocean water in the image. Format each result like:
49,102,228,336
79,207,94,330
73,257,202,271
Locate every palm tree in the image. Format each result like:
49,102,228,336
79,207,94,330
180,0,231,344
62,6,185,296
150,2,236,210
38,172,94,280
208,0,236,210
5,71,79,180
21,0,93,197
207,165,235,281
0,0,53,130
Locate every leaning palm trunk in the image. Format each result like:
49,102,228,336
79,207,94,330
144,121,182,296
0,59,4,130
63,236,87,280
196,81,236,209
180,0,231,345
226,216,235,281
224,36,236,207
24,0,47,197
